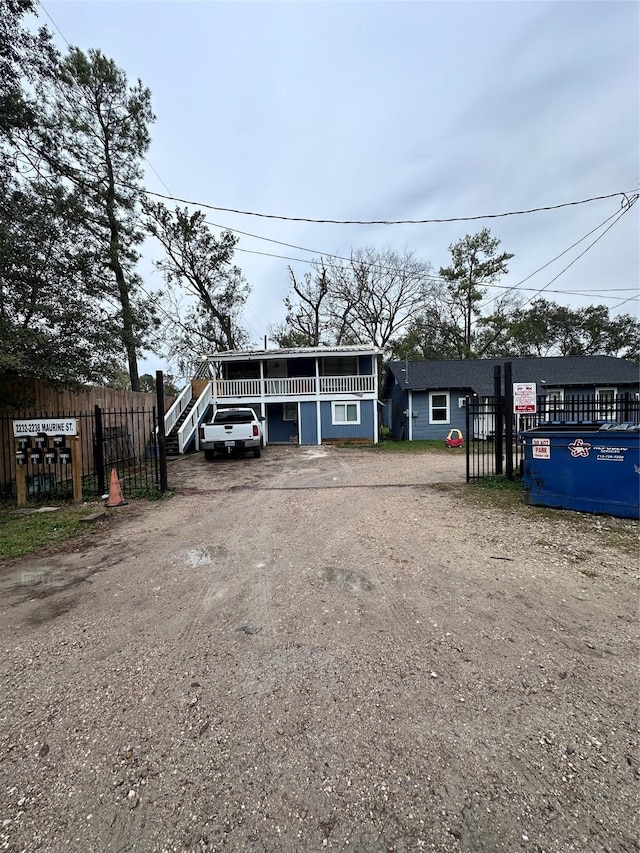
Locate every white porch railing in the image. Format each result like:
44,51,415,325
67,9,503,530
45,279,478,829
214,375,375,398
319,375,375,394
264,377,315,395
177,381,213,453
215,378,262,398
164,383,192,435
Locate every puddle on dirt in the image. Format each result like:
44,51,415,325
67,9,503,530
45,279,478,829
303,449,328,459
184,544,228,568
319,566,374,592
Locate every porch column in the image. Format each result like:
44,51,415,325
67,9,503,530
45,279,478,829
373,356,379,444
259,360,267,444
408,389,413,441
315,356,322,444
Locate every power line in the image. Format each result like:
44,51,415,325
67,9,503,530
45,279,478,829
37,0,70,46
144,188,635,226
231,239,632,304
517,202,636,312
38,0,172,197
476,202,636,314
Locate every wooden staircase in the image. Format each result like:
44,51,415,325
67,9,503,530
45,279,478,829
165,399,198,455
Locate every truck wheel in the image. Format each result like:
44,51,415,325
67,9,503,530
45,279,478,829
204,449,215,461
253,445,262,458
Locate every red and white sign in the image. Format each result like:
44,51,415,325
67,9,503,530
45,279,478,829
532,437,550,459
514,382,537,413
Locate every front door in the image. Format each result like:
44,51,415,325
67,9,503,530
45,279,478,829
266,403,298,443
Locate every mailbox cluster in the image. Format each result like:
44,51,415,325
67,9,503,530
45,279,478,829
16,434,72,467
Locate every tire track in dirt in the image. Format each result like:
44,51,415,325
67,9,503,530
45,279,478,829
107,480,286,851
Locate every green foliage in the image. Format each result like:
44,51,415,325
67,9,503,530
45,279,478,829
145,202,250,370
477,298,640,359
0,175,121,387
35,47,157,390
438,228,514,358
0,0,56,141
369,438,456,454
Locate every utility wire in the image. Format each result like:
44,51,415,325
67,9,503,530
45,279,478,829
37,0,172,197
232,240,632,303
608,293,640,311
476,201,636,314
143,188,634,225
515,202,636,313
33,1,640,335
37,0,70,46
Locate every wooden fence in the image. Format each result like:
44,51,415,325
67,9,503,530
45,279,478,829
0,380,176,500
0,378,175,414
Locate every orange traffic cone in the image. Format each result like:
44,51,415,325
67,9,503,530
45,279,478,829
106,468,127,507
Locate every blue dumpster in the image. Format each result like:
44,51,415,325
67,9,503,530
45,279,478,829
522,423,640,519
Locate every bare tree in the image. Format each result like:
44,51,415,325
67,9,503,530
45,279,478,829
275,248,436,353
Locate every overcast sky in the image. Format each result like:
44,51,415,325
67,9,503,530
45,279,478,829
37,0,639,372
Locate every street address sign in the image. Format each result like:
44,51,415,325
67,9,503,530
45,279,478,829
513,383,537,414
13,418,78,437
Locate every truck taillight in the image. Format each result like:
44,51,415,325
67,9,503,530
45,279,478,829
199,426,205,440
253,425,259,436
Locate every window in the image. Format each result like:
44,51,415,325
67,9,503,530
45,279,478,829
596,387,616,419
323,356,358,377
283,403,297,422
428,392,449,424
332,402,360,425
544,388,564,417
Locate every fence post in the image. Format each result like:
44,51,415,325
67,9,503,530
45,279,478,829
493,365,503,475
465,395,470,482
156,370,168,492
94,404,105,495
504,361,514,480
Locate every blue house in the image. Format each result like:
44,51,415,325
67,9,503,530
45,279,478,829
165,345,382,452
383,356,640,441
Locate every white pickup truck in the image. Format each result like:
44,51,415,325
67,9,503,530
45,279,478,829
199,407,263,460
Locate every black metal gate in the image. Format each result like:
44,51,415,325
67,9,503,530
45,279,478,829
1,406,166,502
465,364,640,482
465,364,512,482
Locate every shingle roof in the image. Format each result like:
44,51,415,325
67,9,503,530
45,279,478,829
386,356,640,397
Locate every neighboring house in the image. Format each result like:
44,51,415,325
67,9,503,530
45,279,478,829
383,356,640,441
165,345,382,452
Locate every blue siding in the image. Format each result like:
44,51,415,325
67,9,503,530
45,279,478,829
266,403,298,443
411,391,467,441
386,382,409,437
299,402,318,445
320,399,375,440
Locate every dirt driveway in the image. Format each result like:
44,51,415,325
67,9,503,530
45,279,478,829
0,446,638,852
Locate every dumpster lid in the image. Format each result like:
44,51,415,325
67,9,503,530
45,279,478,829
532,420,600,431
598,422,640,432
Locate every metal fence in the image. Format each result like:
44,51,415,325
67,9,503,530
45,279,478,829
1,406,163,503
466,392,639,482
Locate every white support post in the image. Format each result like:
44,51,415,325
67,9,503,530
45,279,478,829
315,356,322,444
408,390,413,442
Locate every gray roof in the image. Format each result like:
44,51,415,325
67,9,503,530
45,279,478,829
386,356,640,397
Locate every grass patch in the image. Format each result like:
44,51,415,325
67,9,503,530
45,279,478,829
464,475,527,510
0,507,99,560
369,438,462,454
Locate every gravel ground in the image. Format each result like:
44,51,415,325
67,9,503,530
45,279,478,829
0,445,638,853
